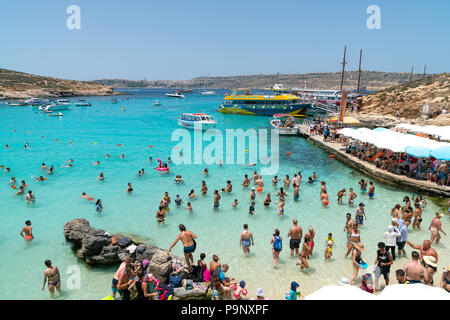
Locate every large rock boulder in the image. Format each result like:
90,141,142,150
63,219,192,288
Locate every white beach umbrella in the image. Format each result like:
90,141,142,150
377,284,450,300
305,285,376,300
337,128,355,136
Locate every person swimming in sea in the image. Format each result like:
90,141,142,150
174,175,183,183
232,199,239,208
98,172,105,180
47,165,54,174
175,194,183,207
126,183,133,193
348,188,357,206
272,176,279,186
156,206,165,223
359,179,367,193
213,190,221,209
81,192,95,201
201,181,208,195
203,168,208,176
41,163,47,170
307,176,313,183
20,220,34,241
274,198,285,216
95,199,103,213
293,183,300,201
92,160,100,165
312,172,317,181
367,182,375,199
35,176,47,182
284,175,291,188
277,187,287,201
185,202,193,212
264,193,271,206
221,180,232,193
249,201,256,215
337,188,346,204
242,174,250,187
249,188,256,201
25,190,35,203
189,189,196,199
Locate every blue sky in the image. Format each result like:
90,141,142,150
0,0,448,80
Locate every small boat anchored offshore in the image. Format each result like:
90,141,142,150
178,113,217,130
74,100,91,106
269,114,300,135
154,100,161,106
166,92,185,98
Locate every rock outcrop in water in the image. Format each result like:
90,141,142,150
63,219,208,299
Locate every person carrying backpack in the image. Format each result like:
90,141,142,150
271,229,283,266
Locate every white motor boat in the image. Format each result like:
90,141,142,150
154,100,161,106
74,100,91,106
178,113,217,130
48,112,63,117
269,113,300,135
166,92,185,98
39,103,70,112
201,90,216,96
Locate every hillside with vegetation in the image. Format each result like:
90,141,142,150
357,73,450,121
0,68,120,99
94,71,429,91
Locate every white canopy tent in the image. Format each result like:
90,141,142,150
395,124,450,141
377,284,450,300
304,285,376,300
337,128,450,153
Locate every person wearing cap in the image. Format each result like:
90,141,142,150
253,288,269,300
350,243,366,284
285,281,300,300
373,242,393,293
428,212,446,245
423,256,438,286
440,265,450,292
141,273,159,300
358,273,374,293
355,203,367,226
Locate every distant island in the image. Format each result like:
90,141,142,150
93,71,432,91
0,68,122,99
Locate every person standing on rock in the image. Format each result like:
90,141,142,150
168,224,197,273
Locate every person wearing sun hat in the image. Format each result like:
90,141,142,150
423,255,438,285
350,243,366,284
285,281,301,300
441,265,450,292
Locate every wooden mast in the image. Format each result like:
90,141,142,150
340,46,347,91
357,49,363,95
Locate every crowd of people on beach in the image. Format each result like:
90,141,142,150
307,119,449,188
3,138,450,300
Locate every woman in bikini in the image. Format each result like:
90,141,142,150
42,260,61,297
155,206,166,223
350,243,366,284
390,204,402,219
412,203,423,230
20,220,34,241
264,193,271,206
345,225,361,258
337,188,346,204
201,181,208,195
296,235,311,271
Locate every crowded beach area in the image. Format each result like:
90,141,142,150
0,90,449,301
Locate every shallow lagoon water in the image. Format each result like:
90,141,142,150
0,89,448,299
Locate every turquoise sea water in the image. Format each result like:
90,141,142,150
0,89,448,300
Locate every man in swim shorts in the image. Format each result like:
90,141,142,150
367,181,375,198
288,219,303,257
168,224,198,273
403,251,425,284
213,190,220,209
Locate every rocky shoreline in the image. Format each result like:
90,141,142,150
63,219,209,300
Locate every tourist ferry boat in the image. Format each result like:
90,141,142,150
291,88,358,106
219,89,310,117
269,114,300,135
178,113,217,130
